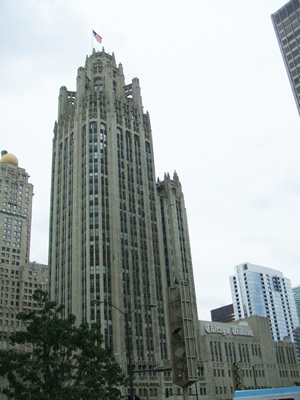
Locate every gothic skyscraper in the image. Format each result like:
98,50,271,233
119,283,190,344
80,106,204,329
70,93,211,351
49,50,198,398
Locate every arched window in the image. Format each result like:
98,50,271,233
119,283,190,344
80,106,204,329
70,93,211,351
94,78,103,91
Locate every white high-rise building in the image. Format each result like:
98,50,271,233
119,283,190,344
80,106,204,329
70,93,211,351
230,263,299,342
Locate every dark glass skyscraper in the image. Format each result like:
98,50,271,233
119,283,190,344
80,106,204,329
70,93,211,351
210,304,235,323
49,50,198,398
272,0,300,115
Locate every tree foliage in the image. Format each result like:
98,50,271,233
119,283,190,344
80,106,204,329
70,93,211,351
0,290,128,400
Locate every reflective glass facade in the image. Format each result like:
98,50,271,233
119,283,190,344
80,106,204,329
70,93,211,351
293,285,300,324
230,263,298,342
272,0,300,115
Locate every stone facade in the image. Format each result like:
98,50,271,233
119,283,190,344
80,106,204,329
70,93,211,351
0,152,49,398
196,316,300,400
0,262,48,350
49,50,199,399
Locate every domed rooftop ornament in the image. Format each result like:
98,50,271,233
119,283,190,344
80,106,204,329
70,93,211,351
1,150,19,165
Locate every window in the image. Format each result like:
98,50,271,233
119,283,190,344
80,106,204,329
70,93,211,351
94,78,103,91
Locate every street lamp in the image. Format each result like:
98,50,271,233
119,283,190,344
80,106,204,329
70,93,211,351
252,364,257,389
91,299,156,398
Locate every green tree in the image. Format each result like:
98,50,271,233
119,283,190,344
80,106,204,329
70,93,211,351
0,290,128,400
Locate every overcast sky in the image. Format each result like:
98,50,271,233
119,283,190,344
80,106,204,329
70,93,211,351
1,0,300,321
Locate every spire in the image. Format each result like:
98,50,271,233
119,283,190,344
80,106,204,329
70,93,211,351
173,171,179,182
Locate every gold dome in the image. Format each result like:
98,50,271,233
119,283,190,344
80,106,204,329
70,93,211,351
1,153,19,165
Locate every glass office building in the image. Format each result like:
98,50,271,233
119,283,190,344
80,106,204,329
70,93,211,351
293,285,300,322
271,0,300,115
230,263,298,342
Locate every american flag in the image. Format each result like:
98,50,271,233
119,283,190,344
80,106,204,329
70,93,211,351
93,30,102,44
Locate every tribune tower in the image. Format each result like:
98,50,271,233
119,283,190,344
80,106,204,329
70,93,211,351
49,49,198,397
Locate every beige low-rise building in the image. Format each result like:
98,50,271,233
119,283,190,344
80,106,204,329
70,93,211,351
0,262,48,349
193,316,299,400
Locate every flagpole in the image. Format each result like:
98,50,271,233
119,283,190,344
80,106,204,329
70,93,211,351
92,30,93,53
